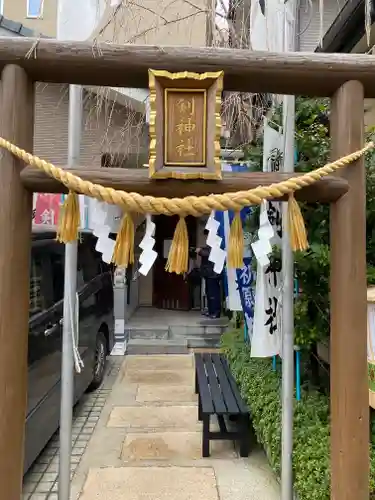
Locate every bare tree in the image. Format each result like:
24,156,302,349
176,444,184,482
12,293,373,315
91,0,270,158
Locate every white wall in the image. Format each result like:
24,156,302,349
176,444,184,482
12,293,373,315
57,0,106,40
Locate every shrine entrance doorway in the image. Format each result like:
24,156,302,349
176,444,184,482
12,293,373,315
153,215,197,310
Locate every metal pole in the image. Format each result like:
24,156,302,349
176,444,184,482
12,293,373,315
281,2,297,499
281,93,295,500
58,84,83,500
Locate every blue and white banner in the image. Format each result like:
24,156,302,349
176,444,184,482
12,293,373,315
236,236,256,341
214,163,256,333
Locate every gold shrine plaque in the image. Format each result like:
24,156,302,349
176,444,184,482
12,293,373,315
148,69,223,180
164,89,206,166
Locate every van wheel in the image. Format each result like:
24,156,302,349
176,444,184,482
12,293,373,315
87,331,107,392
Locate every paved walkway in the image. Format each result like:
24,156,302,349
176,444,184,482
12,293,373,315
70,354,280,500
23,358,122,500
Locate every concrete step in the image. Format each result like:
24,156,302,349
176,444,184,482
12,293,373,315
126,327,169,340
186,336,222,349
170,325,226,336
126,338,189,355
169,324,227,349
198,317,229,327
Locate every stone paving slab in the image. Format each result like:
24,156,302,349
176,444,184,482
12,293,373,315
213,453,281,500
107,405,200,431
79,466,219,500
121,431,236,461
122,368,194,386
104,383,138,407
136,384,197,403
124,354,194,371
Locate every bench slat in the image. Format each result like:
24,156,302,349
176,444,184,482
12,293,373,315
194,353,215,414
203,353,227,414
211,354,241,414
220,356,249,413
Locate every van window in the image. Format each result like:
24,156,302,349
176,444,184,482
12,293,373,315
50,247,65,303
78,236,102,284
29,253,45,316
29,247,56,315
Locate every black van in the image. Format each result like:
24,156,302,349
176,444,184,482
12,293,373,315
24,231,114,473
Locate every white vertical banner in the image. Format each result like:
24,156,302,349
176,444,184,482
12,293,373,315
251,249,280,357
250,0,286,52
263,120,283,247
250,0,288,106
251,121,284,357
223,212,243,311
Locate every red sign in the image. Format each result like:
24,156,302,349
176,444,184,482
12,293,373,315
33,194,63,226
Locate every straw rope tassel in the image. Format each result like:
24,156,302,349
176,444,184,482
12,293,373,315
287,194,309,252
227,211,244,269
165,217,189,275
111,212,135,268
56,191,81,243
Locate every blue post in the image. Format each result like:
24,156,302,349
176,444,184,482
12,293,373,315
244,321,248,343
294,277,301,400
272,355,277,370
295,349,301,402
294,278,299,298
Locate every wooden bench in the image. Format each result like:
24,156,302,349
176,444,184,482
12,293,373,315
194,352,252,458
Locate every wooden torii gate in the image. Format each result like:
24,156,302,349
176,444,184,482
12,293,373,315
0,38,370,500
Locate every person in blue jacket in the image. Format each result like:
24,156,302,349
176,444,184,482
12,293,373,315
196,229,222,318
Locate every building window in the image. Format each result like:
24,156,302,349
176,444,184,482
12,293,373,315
27,0,43,18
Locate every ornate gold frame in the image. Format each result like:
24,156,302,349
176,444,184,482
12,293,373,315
148,69,223,180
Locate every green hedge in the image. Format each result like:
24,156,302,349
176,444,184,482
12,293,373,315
221,330,375,499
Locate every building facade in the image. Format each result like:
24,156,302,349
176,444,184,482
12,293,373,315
318,0,375,128
1,0,208,44
2,0,57,36
298,0,343,51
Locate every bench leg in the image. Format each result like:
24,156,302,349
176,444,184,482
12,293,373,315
239,414,251,458
195,371,198,394
202,414,210,457
198,392,203,421
217,414,226,434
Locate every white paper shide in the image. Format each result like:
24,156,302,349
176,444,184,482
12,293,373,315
206,211,226,274
90,200,121,264
139,215,157,276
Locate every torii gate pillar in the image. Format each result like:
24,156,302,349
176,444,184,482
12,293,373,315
330,80,369,500
0,65,34,500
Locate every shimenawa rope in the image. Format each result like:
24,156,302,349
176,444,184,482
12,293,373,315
0,138,372,273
